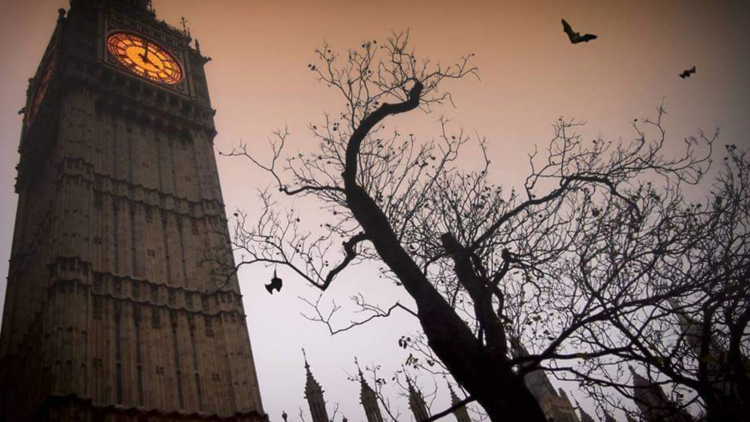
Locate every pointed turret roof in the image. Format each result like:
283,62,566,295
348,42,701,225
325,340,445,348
509,334,557,398
405,374,430,422
577,407,596,422
625,412,640,422
359,367,377,402
303,349,324,397
602,410,617,422
628,366,693,422
629,366,652,389
447,382,461,405
447,383,472,422
302,349,329,422
667,299,703,348
358,365,384,422
575,400,596,422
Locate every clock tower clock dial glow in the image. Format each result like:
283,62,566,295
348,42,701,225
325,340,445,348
27,56,56,125
107,32,183,84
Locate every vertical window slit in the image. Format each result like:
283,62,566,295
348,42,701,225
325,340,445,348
115,303,123,404
178,222,189,288
176,371,185,409
136,366,144,406
113,201,119,273
156,137,164,191
195,373,204,412
161,217,172,285
190,327,203,410
171,319,184,409
127,127,134,183
130,206,137,277
116,363,123,404
112,123,118,178
169,138,178,195
134,307,144,406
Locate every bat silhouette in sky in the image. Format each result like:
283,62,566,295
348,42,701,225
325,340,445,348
265,270,283,294
680,66,696,79
562,19,598,44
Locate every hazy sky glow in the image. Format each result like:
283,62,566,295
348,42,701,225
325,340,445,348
1,0,749,420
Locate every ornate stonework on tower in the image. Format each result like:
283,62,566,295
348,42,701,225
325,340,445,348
629,367,693,422
406,377,430,422
577,403,596,422
359,369,384,422
303,353,330,422
667,299,749,411
447,383,472,422
0,1,265,420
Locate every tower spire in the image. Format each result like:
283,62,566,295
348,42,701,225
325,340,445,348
303,350,329,422
667,298,711,358
180,16,191,37
629,366,693,422
404,372,430,422
574,400,595,422
357,360,384,422
509,335,581,421
447,382,472,422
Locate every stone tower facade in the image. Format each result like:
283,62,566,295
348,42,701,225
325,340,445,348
510,338,580,422
0,1,265,420
630,367,693,422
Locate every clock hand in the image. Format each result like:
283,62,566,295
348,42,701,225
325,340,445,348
141,39,152,65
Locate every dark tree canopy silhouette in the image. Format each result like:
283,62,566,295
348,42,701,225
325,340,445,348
216,33,746,422
566,145,750,422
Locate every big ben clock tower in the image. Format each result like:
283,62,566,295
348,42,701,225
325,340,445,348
0,1,266,421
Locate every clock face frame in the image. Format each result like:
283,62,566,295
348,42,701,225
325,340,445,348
28,57,56,126
107,32,183,85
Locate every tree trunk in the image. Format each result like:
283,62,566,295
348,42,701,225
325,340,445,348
419,305,549,422
727,316,750,422
701,389,748,422
705,401,745,422
340,82,547,422
345,186,548,422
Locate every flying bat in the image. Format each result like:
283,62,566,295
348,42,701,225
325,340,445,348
679,66,696,79
562,19,598,44
265,270,283,294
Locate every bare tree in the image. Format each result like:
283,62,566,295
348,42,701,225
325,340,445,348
558,145,750,422
221,32,724,422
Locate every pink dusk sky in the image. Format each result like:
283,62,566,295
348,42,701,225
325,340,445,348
0,0,748,420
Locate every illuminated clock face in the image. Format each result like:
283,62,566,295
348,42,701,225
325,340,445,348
107,32,183,85
28,57,56,125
